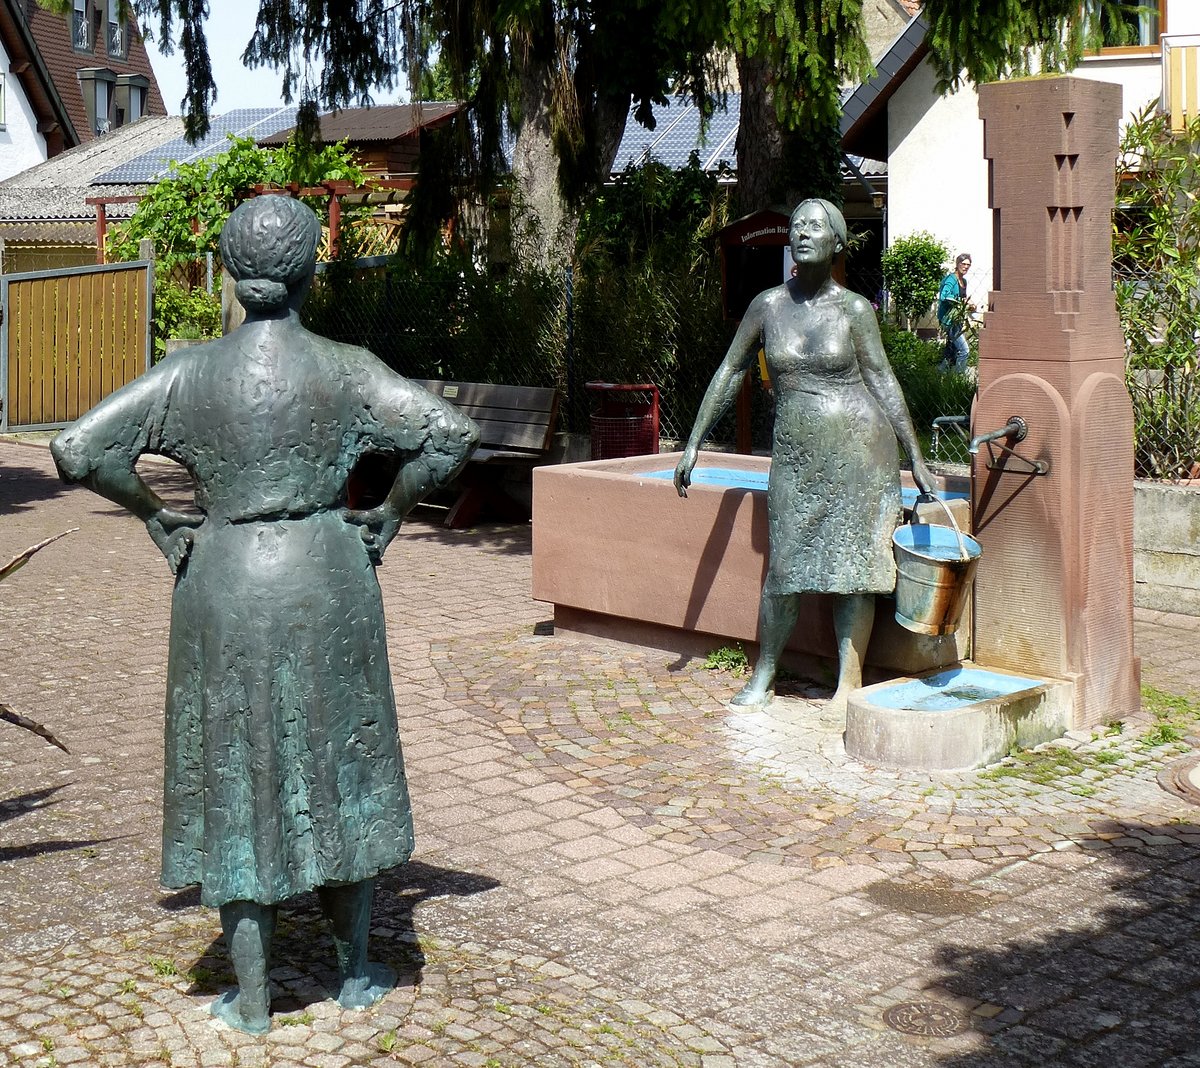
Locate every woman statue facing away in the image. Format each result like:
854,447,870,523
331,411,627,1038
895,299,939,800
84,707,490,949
675,198,934,710
51,195,479,1034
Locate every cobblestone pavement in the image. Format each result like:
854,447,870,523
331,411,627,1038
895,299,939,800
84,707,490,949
3,438,1200,1067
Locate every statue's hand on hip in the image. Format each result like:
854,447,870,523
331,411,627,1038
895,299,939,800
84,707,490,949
146,507,203,575
343,506,400,565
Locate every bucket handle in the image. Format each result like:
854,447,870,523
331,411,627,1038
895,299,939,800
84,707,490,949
912,493,971,561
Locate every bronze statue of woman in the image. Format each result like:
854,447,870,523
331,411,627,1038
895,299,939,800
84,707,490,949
51,195,479,1033
675,198,934,710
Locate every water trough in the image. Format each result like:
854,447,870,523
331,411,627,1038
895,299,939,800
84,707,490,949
845,665,1073,771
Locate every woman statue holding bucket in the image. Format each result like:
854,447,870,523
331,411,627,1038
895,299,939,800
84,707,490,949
675,198,935,710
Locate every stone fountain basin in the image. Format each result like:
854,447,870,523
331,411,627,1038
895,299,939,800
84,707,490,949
532,451,971,677
845,664,1073,771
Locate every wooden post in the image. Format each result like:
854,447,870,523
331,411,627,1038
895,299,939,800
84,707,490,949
736,377,753,454
328,192,342,258
95,202,107,264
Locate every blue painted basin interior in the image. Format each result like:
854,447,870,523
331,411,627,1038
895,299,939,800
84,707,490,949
645,466,770,491
869,667,1043,713
644,466,968,509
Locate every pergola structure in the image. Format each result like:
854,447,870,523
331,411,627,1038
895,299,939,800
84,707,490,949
86,176,419,265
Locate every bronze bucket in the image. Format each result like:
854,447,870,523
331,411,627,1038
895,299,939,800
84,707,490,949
892,498,981,636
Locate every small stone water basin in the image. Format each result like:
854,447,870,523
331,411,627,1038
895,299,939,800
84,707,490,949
846,664,1073,771
866,667,1042,713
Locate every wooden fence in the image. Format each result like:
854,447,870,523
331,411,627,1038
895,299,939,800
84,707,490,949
1,261,151,431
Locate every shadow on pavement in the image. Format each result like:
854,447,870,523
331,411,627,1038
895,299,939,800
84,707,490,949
0,462,68,514
401,510,533,557
179,860,501,1016
0,785,67,825
932,818,1200,1067
0,787,118,862
0,837,110,863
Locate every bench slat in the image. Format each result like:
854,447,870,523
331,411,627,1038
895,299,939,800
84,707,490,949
413,378,559,453
412,379,557,413
442,405,554,427
472,419,555,451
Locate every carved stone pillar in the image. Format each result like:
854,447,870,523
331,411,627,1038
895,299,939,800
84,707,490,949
972,76,1139,728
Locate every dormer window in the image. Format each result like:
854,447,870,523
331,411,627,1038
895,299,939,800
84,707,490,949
72,0,92,53
115,74,148,126
107,0,127,60
78,67,116,134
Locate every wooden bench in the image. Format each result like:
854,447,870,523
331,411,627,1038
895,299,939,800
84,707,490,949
412,379,561,528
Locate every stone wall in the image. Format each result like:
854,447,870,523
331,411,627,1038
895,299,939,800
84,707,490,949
1134,481,1200,615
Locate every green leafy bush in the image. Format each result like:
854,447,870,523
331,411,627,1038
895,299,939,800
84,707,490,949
880,231,950,327
880,321,976,463
152,278,222,361
108,136,367,271
1114,102,1200,479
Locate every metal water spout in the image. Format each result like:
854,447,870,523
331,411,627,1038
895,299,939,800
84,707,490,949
969,416,1028,455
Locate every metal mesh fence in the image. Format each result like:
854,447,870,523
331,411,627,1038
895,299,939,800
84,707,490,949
301,256,744,447
300,254,975,462
1115,262,1200,481
300,255,1199,481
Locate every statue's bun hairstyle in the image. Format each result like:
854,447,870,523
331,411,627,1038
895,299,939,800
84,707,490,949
220,195,321,312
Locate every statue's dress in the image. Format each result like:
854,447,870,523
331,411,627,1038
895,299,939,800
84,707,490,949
762,289,900,596
52,326,477,907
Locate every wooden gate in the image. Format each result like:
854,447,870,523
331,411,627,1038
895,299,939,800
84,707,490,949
1,260,151,431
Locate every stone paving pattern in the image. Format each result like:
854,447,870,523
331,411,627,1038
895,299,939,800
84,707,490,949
2,438,1200,1067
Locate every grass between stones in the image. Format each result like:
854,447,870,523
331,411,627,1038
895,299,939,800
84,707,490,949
980,685,1200,789
703,644,749,677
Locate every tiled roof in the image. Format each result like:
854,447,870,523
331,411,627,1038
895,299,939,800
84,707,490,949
24,0,166,144
94,107,303,183
841,14,929,159
0,92,887,231
0,107,339,225
257,103,460,147
0,0,75,152
0,115,184,223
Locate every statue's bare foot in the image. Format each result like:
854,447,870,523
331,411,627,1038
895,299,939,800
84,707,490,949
210,989,270,1035
826,688,853,716
337,962,396,1010
730,680,774,706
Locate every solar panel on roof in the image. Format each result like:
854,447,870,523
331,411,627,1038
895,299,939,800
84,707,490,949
611,94,739,176
90,92,885,189
92,107,302,185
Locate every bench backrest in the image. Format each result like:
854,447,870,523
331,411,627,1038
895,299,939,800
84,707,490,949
413,380,560,454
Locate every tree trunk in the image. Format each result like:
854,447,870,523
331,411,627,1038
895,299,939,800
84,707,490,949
510,64,629,272
734,51,844,218
512,60,572,271
734,52,788,218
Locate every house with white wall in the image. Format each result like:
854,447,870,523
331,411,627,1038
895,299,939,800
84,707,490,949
0,0,75,181
841,0,1199,299
0,0,165,184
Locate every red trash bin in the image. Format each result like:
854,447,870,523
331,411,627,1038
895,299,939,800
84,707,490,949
586,382,660,460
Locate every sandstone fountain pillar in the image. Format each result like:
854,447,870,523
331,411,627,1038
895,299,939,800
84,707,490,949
972,76,1139,729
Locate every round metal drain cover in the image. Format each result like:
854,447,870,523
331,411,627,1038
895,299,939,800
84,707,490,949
1159,754,1200,806
883,1001,971,1037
